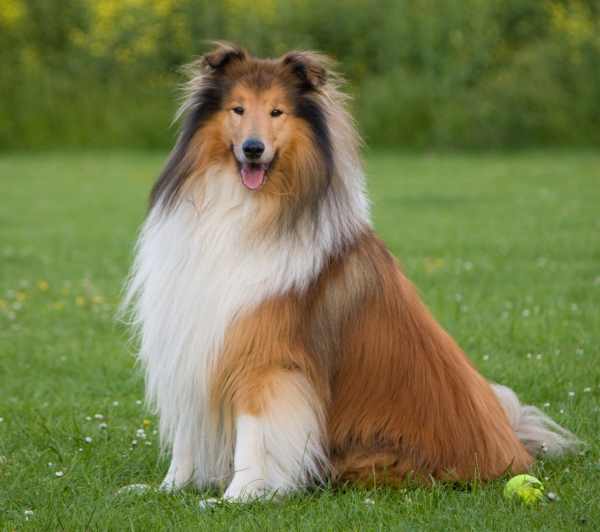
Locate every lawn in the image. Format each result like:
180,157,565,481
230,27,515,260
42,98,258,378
1,150,598,531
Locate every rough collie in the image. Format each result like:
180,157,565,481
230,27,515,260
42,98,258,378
123,43,579,501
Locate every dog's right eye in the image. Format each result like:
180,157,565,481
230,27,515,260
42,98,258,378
232,106,244,115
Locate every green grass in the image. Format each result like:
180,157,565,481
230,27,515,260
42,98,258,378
1,150,599,530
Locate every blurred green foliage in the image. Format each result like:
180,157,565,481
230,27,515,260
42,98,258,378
1,0,599,149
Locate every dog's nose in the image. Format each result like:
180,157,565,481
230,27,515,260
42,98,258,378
242,139,265,160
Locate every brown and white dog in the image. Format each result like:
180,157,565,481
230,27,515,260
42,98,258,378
123,43,579,502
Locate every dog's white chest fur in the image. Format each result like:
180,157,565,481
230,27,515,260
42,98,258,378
125,173,333,484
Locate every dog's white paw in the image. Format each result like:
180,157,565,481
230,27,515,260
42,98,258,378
159,476,186,493
160,462,193,492
198,482,270,510
223,478,269,503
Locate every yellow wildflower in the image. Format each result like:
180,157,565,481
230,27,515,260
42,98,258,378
424,257,445,274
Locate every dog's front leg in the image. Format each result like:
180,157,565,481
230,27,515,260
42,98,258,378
222,369,327,502
160,422,194,491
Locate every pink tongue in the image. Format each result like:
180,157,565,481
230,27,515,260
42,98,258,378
241,164,266,190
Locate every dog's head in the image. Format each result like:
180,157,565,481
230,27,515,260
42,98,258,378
151,43,338,210
206,45,331,192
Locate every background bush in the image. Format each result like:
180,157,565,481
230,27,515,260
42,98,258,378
1,0,599,150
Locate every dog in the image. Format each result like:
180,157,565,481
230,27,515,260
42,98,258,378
123,42,579,502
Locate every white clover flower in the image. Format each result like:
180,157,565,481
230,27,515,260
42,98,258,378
55,471,64,477
84,436,93,443
112,401,119,406
116,484,151,495
94,414,104,420
85,416,92,421
99,422,108,430
584,387,592,393
568,391,575,397
135,400,142,405
135,429,146,439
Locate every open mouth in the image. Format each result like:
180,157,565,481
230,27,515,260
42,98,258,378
239,162,269,191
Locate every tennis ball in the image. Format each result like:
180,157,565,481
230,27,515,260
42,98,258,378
503,474,545,505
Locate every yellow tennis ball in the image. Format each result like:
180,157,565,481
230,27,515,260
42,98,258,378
503,474,545,505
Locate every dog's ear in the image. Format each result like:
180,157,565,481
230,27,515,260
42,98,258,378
203,42,247,71
282,51,329,90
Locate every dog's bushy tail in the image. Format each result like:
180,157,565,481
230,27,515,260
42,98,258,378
491,383,582,457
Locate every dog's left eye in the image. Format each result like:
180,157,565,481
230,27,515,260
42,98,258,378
270,109,283,118
232,106,244,115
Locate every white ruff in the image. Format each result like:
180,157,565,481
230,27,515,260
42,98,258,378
123,166,368,488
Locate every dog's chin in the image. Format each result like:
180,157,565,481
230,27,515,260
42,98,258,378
235,156,276,191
